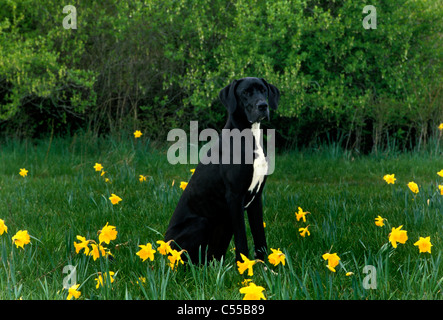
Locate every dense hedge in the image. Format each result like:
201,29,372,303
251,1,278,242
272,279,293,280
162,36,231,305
0,0,442,152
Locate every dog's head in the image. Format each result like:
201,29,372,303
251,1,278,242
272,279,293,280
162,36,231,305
219,77,280,124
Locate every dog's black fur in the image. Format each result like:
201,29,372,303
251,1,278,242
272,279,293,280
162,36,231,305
165,77,280,262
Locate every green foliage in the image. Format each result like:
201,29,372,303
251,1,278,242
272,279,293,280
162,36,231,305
0,0,442,151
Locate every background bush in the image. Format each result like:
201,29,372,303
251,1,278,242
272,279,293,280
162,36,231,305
0,0,442,152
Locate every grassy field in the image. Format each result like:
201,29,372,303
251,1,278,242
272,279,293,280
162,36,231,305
0,134,442,300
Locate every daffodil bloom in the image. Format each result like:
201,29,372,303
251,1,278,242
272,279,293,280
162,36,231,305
137,277,146,284
383,174,396,184
100,170,106,176
168,249,185,270
19,168,28,177
414,236,432,254
237,253,256,276
93,163,103,172
12,230,31,249
156,240,172,255
134,130,143,138
98,222,118,244
190,169,195,175
299,225,310,237
74,236,90,255
109,193,122,205
67,284,81,300
95,271,115,289
346,272,354,276
239,282,266,300
322,252,340,272
439,123,443,131
0,219,7,235
295,207,310,222
268,248,286,266
136,243,156,262
89,243,111,261
437,170,443,178
407,181,419,194
180,181,188,190
375,215,385,227
439,185,443,196
139,175,147,182
389,225,408,248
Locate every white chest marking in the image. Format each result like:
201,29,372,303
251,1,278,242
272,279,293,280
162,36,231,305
247,123,268,194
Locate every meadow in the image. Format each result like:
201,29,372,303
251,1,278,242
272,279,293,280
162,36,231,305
0,133,442,300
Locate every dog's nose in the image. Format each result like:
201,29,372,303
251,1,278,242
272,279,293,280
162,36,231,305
257,101,268,111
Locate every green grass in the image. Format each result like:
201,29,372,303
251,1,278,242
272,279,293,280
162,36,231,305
0,134,442,300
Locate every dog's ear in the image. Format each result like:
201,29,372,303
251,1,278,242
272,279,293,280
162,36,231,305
219,79,238,114
261,78,280,110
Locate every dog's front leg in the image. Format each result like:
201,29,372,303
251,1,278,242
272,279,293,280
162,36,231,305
226,192,249,261
246,196,267,261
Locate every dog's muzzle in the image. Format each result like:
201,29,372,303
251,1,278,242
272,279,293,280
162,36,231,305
256,101,270,121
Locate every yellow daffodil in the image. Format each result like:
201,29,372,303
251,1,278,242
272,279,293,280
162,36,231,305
190,169,195,175
19,168,28,177
0,219,7,235
179,181,188,190
134,130,143,138
295,207,310,222
12,230,31,249
383,174,396,184
100,170,106,176
437,170,443,178
168,249,185,270
389,225,408,248
407,181,419,194
268,248,286,266
237,253,256,276
136,243,156,262
137,277,146,284
439,123,443,131
156,240,173,255
95,271,115,289
414,236,432,254
67,284,81,300
375,215,385,227
239,282,266,300
89,243,110,261
139,175,147,182
74,235,90,255
98,222,118,244
109,193,122,205
93,163,103,172
322,252,340,272
346,272,354,277
299,225,310,237
439,185,443,196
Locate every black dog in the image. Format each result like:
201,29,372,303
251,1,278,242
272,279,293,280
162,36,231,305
165,77,280,263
